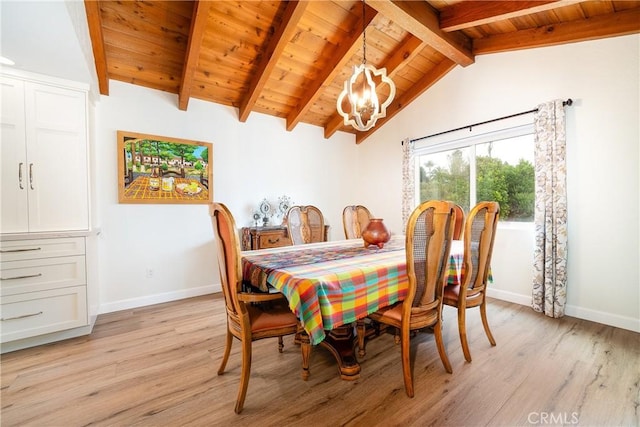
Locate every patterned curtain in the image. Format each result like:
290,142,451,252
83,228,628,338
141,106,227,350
532,100,568,318
401,138,414,231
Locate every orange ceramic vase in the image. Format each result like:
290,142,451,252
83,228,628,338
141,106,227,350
362,218,391,249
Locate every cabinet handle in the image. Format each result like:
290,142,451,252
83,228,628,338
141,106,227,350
1,273,42,280
29,163,34,190
267,238,280,244
0,247,42,253
18,162,24,189
1,311,44,322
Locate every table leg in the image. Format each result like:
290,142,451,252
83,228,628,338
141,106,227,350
297,325,361,380
299,330,311,381
319,325,361,380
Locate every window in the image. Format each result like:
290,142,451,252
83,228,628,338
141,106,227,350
415,125,535,222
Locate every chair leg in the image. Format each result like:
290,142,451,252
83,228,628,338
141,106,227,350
400,325,414,398
278,336,284,353
234,336,252,414
458,306,472,363
480,300,496,346
356,319,366,357
294,331,302,345
433,320,452,374
217,328,233,375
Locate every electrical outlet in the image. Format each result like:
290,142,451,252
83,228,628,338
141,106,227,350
146,268,154,279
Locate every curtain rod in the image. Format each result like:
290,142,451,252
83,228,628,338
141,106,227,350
406,98,573,144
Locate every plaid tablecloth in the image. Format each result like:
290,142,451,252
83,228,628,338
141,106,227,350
242,236,469,345
447,240,464,286
242,237,408,345
445,240,493,286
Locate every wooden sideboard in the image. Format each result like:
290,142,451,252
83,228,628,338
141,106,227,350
241,225,329,251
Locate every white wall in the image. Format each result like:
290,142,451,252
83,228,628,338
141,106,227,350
357,34,640,332
94,82,357,312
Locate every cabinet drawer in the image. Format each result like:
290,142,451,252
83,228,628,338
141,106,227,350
1,256,86,296
0,237,85,262
258,232,291,249
0,286,88,343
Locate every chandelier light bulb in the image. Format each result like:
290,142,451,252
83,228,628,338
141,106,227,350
337,63,395,132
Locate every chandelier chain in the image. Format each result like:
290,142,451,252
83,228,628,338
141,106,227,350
361,0,366,66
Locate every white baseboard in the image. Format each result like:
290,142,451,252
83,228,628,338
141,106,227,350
563,304,640,333
98,284,221,314
487,288,640,333
487,288,532,306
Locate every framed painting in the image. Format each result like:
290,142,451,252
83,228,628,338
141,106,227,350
117,131,213,204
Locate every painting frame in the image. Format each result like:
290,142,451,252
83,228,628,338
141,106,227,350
117,130,213,204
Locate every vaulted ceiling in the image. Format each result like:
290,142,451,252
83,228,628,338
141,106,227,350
85,1,640,143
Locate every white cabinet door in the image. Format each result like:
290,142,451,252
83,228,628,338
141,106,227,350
0,74,89,234
25,82,89,232
0,77,28,233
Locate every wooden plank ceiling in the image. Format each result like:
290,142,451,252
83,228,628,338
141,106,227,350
85,0,640,144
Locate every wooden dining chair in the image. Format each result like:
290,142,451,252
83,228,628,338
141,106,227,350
342,205,372,239
285,205,325,245
443,201,500,363
453,203,464,240
209,202,309,413
360,200,455,397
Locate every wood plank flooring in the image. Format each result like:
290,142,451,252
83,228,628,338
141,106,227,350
1,294,638,426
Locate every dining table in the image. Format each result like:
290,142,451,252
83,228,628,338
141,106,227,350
241,235,466,380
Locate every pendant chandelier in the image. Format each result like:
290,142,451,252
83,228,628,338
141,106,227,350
336,0,396,132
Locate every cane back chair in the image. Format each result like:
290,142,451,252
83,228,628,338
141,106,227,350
285,205,325,245
443,201,500,362
361,200,455,397
209,202,308,413
342,205,372,239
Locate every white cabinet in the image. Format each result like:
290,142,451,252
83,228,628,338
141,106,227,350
0,237,89,345
0,71,95,353
1,73,89,234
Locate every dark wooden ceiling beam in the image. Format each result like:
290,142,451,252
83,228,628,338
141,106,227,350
179,1,212,111
355,58,457,145
285,3,377,132
84,0,109,95
367,0,474,66
240,0,309,123
324,34,424,139
439,1,570,32
474,7,640,55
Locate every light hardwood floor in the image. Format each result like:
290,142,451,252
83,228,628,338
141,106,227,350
1,294,638,426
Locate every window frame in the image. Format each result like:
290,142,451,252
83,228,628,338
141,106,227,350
413,123,535,228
